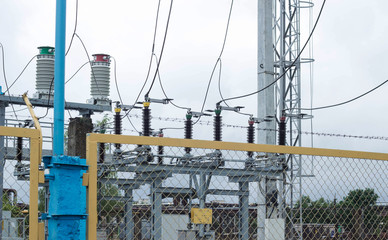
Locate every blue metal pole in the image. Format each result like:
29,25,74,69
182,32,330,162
53,0,66,156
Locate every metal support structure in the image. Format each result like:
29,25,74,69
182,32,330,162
257,0,275,239
53,0,66,156
0,126,42,240
0,101,7,238
258,0,309,238
124,187,134,240
239,182,249,240
0,95,111,114
198,172,207,238
86,134,388,240
151,178,162,240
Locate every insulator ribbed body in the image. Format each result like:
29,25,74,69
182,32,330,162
247,124,255,157
98,143,105,163
184,119,193,153
114,112,122,149
247,125,255,144
90,61,110,99
36,55,55,94
143,107,151,137
158,145,164,164
17,137,23,162
278,119,286,146
214,115,222,141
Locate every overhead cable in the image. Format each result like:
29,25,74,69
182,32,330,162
112,56,140,133
145,0,174,98
217,0,326,105
0,42,18,120
3,55,37,94
154,53,190,110
296,79,388,111
196,0,234,123
119,0,163,122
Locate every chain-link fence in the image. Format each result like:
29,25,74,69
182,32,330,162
0,127,41,240
86,134,388,240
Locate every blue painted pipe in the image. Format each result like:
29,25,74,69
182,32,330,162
53,0,66,156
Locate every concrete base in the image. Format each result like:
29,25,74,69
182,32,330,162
265,218,285,240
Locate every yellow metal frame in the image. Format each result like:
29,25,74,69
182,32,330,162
86,133,388,239
0,126,41,240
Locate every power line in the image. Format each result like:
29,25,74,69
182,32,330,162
217,58,252,117
65,0,79,56
145,0,174,98
111,56,140,133
125,113,388,141
119,0,165,122
0,42,18,121
196,0,234,123
3,55,37,94
40,0,79,120
295,79,388,111
37,78,54,119
154,53,190,111
65,61,89,84
74,33,104,97
5,107,28,113
217,0,327,105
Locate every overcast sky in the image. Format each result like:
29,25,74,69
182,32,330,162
1,0,388,154
1,0,388,204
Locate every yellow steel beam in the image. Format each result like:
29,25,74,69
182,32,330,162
86,135,98,240
22,93,43,164
22,93,42,133
87,133,388,161
0,126,40,138
29,137,40,240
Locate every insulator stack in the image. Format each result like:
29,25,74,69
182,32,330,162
278,116,286,146
142,102,151,137
214,110,222,141
114,108,122,150
35,46,55,99
247,119,255,157
158,132,164,164
98,125,106,163
98,143,105,163
17,137,23,162
90,54,111,103
184,114,193,153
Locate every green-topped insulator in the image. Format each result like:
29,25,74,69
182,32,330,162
186,114,192,120
38,46,55,55
215,109,222,116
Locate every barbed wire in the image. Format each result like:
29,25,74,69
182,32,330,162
5,113,388,141
127,114,388,141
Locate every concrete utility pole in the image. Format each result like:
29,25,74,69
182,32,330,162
257,1,275,239
67,117,93,158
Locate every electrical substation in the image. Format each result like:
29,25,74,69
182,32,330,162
1,1,388,240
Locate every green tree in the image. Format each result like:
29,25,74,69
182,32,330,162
338,188,380,234
293,189,382,235
2,194,22,217
294,196,334,224
38,188,45,213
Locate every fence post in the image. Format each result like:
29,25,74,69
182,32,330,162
86,135,97,240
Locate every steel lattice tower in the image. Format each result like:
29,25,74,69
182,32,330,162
258,0,312,239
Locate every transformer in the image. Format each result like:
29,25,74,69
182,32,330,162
34,46,55,99
87,54,111,105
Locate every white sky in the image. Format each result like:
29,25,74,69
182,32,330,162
1,0,388,155
1,0,388,204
